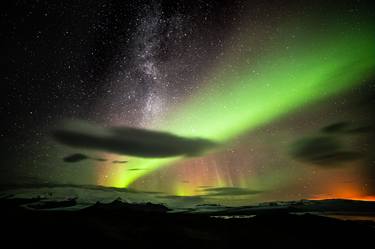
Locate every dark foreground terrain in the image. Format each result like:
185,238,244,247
1,197,375,248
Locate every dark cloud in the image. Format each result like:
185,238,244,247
63,153,107,163
52,120,217,158
346,125,373,134
63,153,88,163
200,187,263,196
112,160,128,164
197,186,214,189
321,121,373,134
321,122,350,133
157,195,205,207
290,136,362,166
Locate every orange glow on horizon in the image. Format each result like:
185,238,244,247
309,180,375,202
310,195,375,202
310,188,375,202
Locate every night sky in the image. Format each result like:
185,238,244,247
1,0,375,206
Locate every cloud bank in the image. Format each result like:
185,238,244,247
52,120,217,158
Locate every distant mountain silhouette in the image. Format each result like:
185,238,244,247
84,197,170,213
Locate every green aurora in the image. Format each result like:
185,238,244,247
104,18,375,188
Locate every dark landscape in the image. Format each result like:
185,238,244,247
1,193,375,248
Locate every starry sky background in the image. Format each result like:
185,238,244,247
1,0,375,206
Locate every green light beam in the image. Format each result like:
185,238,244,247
107,21,375,188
